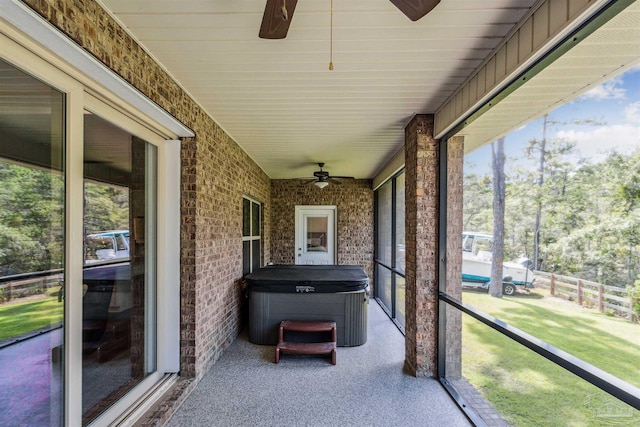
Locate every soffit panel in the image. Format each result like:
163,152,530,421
459,0,639,154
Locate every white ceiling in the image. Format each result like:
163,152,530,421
98,0,540,179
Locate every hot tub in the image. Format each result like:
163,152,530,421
245,265,369,346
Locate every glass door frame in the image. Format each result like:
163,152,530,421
81,95,168,426
295,205,337,265
1,24,182,426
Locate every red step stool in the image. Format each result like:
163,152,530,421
275,320,337,365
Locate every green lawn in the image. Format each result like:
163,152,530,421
462,288,640,426
0,288,63,341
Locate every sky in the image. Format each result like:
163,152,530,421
465,64,640,176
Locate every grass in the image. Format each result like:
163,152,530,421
461,288,640,426
0,288,63,341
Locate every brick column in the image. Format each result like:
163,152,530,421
404,114,439,377
445,136,464,378
180,137,197,378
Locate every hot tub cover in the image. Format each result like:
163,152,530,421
245,265,369,293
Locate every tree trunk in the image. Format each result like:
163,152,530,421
490,138,506,298
533,114,548,271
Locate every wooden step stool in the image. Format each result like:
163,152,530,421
275,320,337,365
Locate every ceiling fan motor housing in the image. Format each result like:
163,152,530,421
314,170,329,180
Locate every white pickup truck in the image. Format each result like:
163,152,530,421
84,230,130,264
462,232,535,295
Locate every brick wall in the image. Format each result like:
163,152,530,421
404,114,439,377
20,0,272,381
184,130,271,378
271,179,374,280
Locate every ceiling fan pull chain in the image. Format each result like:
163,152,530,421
281,0,288,21
329,0,334,71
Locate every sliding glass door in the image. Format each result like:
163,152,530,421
81,111,158,424
0,58,66,426
0,55,165,426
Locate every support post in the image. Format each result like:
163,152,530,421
598,284,605,312
404,114,439,377
577,279,583,306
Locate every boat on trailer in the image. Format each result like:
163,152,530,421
462,232,535,295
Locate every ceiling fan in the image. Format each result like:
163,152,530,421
389,0,441,21
259,0,440,39
305,163,354,188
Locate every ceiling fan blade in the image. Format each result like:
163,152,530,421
329,176,355,179
259,0,298,39
389,0,440,21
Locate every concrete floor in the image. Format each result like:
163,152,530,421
166,301,472,427
0,327,139,427
0,328,62,427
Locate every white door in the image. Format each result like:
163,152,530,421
295,206,336,265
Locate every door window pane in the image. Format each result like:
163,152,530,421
0,59,65,427
82,113,157,424
306,216,328,252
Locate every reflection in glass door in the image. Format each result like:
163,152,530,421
0,59,65,426
82,112,157,424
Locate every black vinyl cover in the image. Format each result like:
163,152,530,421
245,265,369,293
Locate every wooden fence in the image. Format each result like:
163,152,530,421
0,273,63,302
533,271,636,322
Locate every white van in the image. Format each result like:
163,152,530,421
84,230,130,264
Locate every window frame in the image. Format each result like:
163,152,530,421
436,0,640,416
374,170,406,331
242,196,262,275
